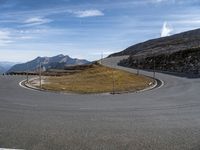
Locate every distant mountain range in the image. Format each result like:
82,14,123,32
109,28,200,57
0,62,17,74
7,54,90,73
0,66,6,74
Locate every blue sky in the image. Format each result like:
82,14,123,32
0,0,200,62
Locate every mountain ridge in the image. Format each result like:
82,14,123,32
115,28,200,77
7,54,90,73
0,61,18,74
109,28,200,57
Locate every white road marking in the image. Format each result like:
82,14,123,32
19,74,164,95
12,102,37,107
19,78,41,92
136,78,164,93
0,148,24,150
156,79,165,89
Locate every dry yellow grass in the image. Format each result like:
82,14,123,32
41,64,154,94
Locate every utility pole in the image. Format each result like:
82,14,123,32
112,69,115,94
26,63,29,83
168,49,171,71
153,54,156,79
100,52,103,65
101,52,103,63
137,58,139,75
39,62,42,89
152,50,156,79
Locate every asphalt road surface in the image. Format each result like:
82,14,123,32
0,56,200,150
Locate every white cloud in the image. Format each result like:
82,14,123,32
153,0,166,2
18,36,33,40
148,0,165,3
149,0,177,4
71,9,104,18
0,30,13,46
0,30,10,40
23,17,52,26
161,22,173,37
0,28,36,46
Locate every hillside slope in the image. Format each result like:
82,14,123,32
110,28,200,57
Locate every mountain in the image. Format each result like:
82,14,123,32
0,66,5,74
119,47,200,77
112,28,200,77
109,28,200,57
0,62,17,74
7,54,90,73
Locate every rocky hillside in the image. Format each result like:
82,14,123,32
108,28,200,77
7,54,90,73
119,47,200,77
110,28,200,57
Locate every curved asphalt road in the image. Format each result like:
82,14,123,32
0,56,200,150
